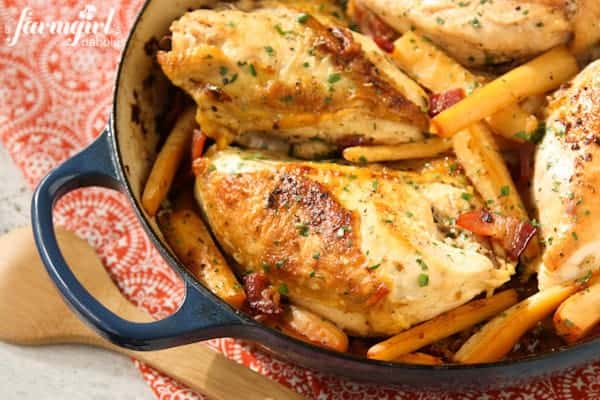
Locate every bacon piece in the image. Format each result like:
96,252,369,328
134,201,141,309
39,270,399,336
518,144,535,188
457,209,536,260
429,88,466,117
366,283,390,306
243,272,283,315
347,0,398,53
191,129,207,161
373,36,395,53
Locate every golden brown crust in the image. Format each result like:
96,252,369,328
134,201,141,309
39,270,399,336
157,7,428,148
535,60,600,286
195,148,513,336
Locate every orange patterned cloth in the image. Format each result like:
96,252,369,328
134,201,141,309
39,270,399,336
1,1,599,398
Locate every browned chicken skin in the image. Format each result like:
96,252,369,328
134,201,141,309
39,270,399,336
534,60,600,289
194,148,514,336
352,0,600,66
157,6,429,150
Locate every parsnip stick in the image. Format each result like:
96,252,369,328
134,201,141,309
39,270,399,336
432,46,578,137
394,352,443,365
391,32,538,141
486,106,539,142
367,290,518,361
391,31,479,94
453,123,540,261
554,278,600,344
454,285,577,364
158,204,246,309
343,138,452,163
142,107,197,216
266,304,349,352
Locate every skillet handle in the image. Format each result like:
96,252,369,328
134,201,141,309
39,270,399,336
31,128,245,350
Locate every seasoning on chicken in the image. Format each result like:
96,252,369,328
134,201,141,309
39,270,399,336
193,148,514,336
350,0,572,66
157,7,429,150
534,60,600,289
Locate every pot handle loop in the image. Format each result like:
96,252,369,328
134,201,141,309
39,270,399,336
32,128,245,350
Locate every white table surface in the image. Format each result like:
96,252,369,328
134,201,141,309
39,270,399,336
0,144,154,399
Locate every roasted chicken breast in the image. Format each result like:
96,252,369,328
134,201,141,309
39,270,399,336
534,60,600,289
352,0,572,66
157,7,429,150
194,148,514,336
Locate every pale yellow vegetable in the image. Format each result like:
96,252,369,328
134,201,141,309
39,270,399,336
452,123,540,262
158,204,246,309
431,46,578,137
454,285,577,364
394,352,443,366
367,289,518,361
391,31,480,94
554,277,600,344
142,107,197,216
342,138,452,163
266,304,349,352
486,106,539,142
391,32,538,141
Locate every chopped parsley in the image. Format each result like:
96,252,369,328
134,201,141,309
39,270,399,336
296,223,310,237
265,46,275,56
461,192,473,201
470,18,482,29
576,271,592,284
418,273,429,287
248,63,257,76
500,186,510,197
312,252,321,260
367,263,381,271
297,13,310,24
416,258,428,271
328,73,342,84
278,283,289,295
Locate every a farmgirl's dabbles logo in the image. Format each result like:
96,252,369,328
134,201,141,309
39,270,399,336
5,4,116,47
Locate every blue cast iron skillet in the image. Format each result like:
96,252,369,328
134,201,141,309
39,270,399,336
31,0,600,390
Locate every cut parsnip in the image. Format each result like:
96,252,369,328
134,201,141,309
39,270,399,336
266,304,349,352
158,204,246,309
452,123,540,262
554,278,600,344
343,138,452,163
431,46,578,137
142,107,197,216
486,106,539,142
391,32,538,141
367,289,518,361
394,352,443,366
391,31,479,94
454,285,577,364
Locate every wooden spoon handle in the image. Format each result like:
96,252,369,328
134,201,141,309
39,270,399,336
92,336,302,400
91,281,303,400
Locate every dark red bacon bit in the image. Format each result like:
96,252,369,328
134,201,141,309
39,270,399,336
373,36,395,53
457,209,536,260
243,272,283,316
347,0,398,53
517,144,535,188
429,88,466,117
191,129,207,161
